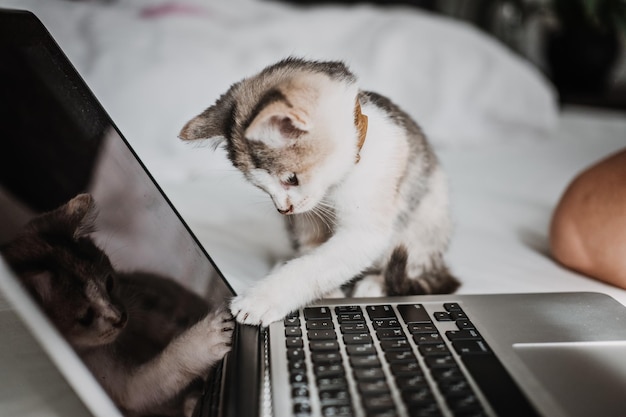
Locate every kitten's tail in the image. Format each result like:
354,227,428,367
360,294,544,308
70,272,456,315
384,246,460,295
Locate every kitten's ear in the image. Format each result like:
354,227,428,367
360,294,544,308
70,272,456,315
245,101,311,148
24,271,53,304
179,93,235,143
64,194,98,239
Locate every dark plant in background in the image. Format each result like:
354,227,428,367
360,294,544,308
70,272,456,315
547,0,626,96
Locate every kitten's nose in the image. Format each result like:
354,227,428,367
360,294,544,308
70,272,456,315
114,311,127,328
277,205,294,215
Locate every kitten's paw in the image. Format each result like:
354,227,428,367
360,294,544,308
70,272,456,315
201,308,235,359
230,292,295,327
352,274,385,297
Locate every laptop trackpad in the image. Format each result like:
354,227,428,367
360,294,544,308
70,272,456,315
514,342,626,417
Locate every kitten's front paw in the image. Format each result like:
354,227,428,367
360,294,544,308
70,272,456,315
230,291,297,327
201,308,235,360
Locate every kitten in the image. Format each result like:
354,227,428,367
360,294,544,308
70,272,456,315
0,194,234,417
179,57,459,326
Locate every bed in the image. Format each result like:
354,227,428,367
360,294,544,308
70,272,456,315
3,0,625,306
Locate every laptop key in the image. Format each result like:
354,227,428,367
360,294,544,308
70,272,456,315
304,307,332,320
286,337,304,348
413,332,443,345
308,329,337,340
418,343,450,356
321,404,353,417
443,303,462,312
407,323,437,334
397,304,431,323
376,328,405,340
340,322,367,334
345,343,376,356
366,304,397,320
307,319,334,330
310,340,340,351
380,338,411,351
446,329,481,341
284,316,301,327
372,319,401,329
312,352,342,364
349,354,381,368
362,393,395,412
452,340,491,355
353,366,385,381
343,333,372,344
358,379,390,394
314,363,345,378
286,327,303,337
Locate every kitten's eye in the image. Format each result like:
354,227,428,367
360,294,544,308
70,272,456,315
77,307,95,327
282,173,299,187
105,274,114,293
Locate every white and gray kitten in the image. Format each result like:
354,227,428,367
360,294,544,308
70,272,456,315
180,57,459,326
0,194,234,417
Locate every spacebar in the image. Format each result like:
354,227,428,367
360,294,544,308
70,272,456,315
461,354,540,417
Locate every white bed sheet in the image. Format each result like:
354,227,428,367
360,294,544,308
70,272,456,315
3,0,626,306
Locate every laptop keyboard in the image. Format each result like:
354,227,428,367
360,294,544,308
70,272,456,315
282,303,494,417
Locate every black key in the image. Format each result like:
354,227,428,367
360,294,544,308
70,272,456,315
286,327,303,337
385,350,416,363
319,388,351,406
304,307,332,320
362,393,395,412
446,329,481,341
284,316,301,327
372,319,401,329
335,305,362,314
376,328,405,340
446,392,481,414
456,319,475,330
290,372,308,384
450,311,468,321
340,322,367,334
358,379,390,394
346,343,376,356
406,404,442,417
353,367,385,381
430,366,464,383
424,355,457,369
402,386,434,405
288,348,305,361
366,304,397,320
395,374,428,391
307,319,334,330
312,352,342,364
294,401,312,415
462,354,540,417
343,333,372,344
397,304,431,324
337,312,365,323
310,340,340,351
317,377,348,392
452,340,491,356
292,384,309,399
413,332,443,345
322,404,353,417
308,329,337,340
390,361,421,376
315,363,345,378
287,337,304,348
350,355,381,368
438,379,471,397
443,303,462,312
407,323,437,334
433,312,452,321
289,359,306,372
418,343,450,356
380,339,410,351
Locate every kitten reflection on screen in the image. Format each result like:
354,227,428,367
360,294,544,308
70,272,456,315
0,193,234,417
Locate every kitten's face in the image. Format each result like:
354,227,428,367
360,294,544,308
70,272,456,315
179,58,360,215
2,194,127,349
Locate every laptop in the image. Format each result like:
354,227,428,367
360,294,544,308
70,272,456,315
2,8,626,417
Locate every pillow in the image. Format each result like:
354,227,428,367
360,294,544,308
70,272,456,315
4,0,558,181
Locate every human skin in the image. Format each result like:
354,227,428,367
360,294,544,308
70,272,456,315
550,149,626,289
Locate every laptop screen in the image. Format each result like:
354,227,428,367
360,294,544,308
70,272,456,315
0,10,233,311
